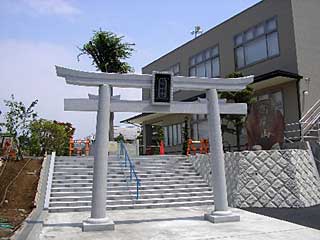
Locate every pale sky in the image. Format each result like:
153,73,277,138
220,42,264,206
0,0,260,138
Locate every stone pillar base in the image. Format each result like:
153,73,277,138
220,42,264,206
82,217,115,232
204,211,240,223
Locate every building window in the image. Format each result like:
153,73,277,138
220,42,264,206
168,126,173,146
163,127,169,146
189,46,220,77
177,124,182,144
234,17,279,69
173,125,178,145
166,63,180,75
163,123,184,147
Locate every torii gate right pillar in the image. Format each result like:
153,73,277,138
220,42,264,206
205,88,240,223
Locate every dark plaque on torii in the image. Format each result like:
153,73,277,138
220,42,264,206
152,72,173,105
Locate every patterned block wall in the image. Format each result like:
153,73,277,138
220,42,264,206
190,149,320,208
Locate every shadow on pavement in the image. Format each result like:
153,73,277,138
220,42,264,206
115,215,204,225
243,204,320,230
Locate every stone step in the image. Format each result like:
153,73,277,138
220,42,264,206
51,190,131,197
54,159,190,164
49,195,213,207
53,172,198,178
54,167,194,173
48,200,213,212
50,186,211,197
52,175,203,183
53,168,195,174
54,159,189,165
50,183,210,192
52,175,200,183
51,179,207,188
49,191,213,202
142,165,190,168
51,183,130,188
53,169,195,177
53,164,192,170
52,178,125,184
135,158,189,162
49,155,211,212
53,162,192,168
52,176,125,181
54,165,194,170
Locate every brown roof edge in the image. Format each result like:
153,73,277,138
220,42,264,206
254,70,303,83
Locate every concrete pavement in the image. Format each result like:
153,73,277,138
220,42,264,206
39,205,320,240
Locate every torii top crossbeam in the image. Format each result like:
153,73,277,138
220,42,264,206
55,66,253,91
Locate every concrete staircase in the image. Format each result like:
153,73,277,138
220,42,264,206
48,155,213,212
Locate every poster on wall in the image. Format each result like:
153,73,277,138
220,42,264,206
246,99,285,150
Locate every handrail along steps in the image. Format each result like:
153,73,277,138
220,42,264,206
118,141,141,200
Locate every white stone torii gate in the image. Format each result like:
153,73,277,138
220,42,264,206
56,66,254,232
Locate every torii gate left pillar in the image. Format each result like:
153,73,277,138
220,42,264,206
83,84,115,231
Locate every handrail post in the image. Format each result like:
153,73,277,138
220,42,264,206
136,179,140,199
118,142,122,158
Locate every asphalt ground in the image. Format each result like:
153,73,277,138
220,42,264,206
243,204,320,230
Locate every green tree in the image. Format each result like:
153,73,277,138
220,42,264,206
29,119,69,156
78,30,135,141
0,95,38,159
114,133,125,143
0,110,3,133
154,126,164,144
53,121,75,154
220,72,255,151
53,121,75,138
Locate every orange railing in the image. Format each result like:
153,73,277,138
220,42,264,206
186,138,209,155
69,138,90,156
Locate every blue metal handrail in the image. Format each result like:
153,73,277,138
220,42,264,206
119,141,141,199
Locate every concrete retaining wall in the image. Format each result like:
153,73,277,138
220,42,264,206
190,149,320,208
91,141,139,156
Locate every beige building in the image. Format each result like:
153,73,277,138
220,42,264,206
124,0,320,153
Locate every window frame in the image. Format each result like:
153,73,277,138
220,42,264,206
164,63,180,76
189,45,220,78
163,126,169,146
163,122,184,147
234,16,280,70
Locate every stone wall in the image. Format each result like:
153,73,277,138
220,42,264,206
189,149,320,208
